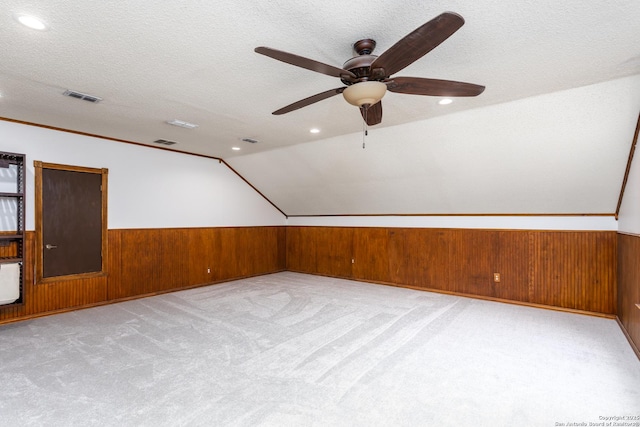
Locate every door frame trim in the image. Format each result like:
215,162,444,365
34,161,108,284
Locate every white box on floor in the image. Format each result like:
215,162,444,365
0,262,20,305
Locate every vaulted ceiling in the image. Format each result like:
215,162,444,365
1,1,640,215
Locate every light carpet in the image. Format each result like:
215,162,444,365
0,272,638,426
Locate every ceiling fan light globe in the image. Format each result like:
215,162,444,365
343,81,387,107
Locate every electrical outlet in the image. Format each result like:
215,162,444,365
493,273,501,283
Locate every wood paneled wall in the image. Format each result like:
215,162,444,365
0,226,286,323
287,226,617,315
617,233,640,356
1,225,620,323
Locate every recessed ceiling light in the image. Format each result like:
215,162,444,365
438,98,453,105
166,119,199,129
310,128,320,134
232,147,241,151
15,14,48,30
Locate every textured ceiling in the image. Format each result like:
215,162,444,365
1,0,639,157
1,1,640,215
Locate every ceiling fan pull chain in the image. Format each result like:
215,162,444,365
362,106,368,149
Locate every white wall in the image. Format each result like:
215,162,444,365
1,116,632,233
229,75,640,219
286,215,617,230
618,131,640,234
0,120,286,230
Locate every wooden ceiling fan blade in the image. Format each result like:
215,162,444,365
255,47,356,80
371,12,464,77
273,87,345,115
387,77,485,97
360,101,383,126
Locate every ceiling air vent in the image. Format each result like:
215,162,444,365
241,138,259,144
63,90,103,103
153,139,178,146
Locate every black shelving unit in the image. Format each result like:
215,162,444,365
0,151,25,307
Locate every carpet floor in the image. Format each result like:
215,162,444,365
0,272,638,426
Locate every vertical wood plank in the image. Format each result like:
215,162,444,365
531,231,616,314
187,228,207,286
286,227,317,273
403,228,453,290
106,229,121,300
451,229,493,295
315,227,353,278
494,231,530,302
617,233,640,352
387,228,406,285
352,227,391,283
277,227,287,270
119,229,158,298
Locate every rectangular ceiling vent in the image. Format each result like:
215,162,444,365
63,90,103,103
241,138,259,144
153,139,178,146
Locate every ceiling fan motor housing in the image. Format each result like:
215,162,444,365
342,54,379,84
341,39,383,85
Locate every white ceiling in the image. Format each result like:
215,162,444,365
1,1,640,215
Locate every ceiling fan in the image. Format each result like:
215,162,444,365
255,12,485,126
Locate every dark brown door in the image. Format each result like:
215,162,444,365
42,169,103,278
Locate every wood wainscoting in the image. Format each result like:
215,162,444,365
0,226,286,323
1,225,620,324
617,233,640,357
287,227,617,315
